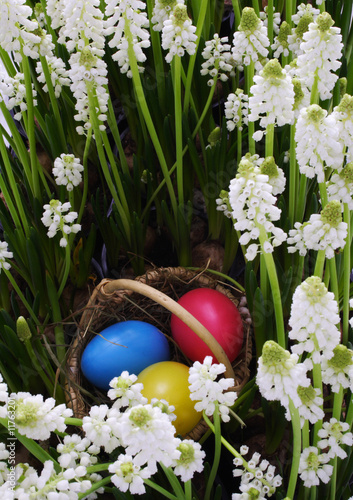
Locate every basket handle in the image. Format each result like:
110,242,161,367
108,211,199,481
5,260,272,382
102,278,236,383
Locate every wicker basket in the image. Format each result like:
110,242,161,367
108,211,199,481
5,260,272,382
65,267,253,438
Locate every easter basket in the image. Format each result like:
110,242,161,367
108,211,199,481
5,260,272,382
65,266,253,440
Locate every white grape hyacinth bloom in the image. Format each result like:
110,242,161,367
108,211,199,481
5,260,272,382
0,72,37,121
109,453,153,495
53,154,84,191
224,89,249,132
327,162,353,209
151,0,180,32
41,200,81,247
107,371,147,410
171,439,205,482
248,59,295,141
287,200,348,259
58,0,105,52
232,7,270,70
0,393,72,441
296,385,324,427
288,276,341,364
321,344,353,393
256,341,310,414
272,20,291,58
228,154,287,261
298,447,333,488
188,356,237,423
331,94,353,163
288,3,320,57
259,156,286,196
317,418,353,460
201,34,233,86
36,56,71,98
56,434,100,469
0,241,13,273
296,12,343,101
82,404,121,453
105,0,151,77
295,104,343,183
161,3,197,63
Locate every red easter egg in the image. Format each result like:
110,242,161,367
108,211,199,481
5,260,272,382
170,288,243,363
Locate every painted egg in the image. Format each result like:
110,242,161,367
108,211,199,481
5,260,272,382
81,320,170,391
137,361,201,436
170,288,243,363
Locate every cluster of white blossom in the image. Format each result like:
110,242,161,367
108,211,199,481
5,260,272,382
331,93,353,163
288,3,320,57
151,0,180,32
287,200,348,259
0,72,37,121
161,3,197,63
105,0,150,77
224,89,249,132
201,34,233,86
232,7,270,70
227,154,287,261
248,58,295,141
0,241,13,273
327,163,353,209
271,20,291,58
36,56,71,98
41,200,81,247
53,154,84,191
233,446,282,499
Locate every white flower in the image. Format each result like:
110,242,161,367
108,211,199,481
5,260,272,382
224,89,249,132
232,449,282,499
296,385,324,427
161,3,197,63
41,200,81,247
298,447,333,487
47,0,66,30
248,58,295,134
57,0,105,52
259,156,286,195
68,46,109,135
295,105,343,183
151,0,180,32
228,154,287,261
172,439,205,482
272,21,291,58
53,154,84,191
117,404,180,473
57,434,100,469
0,72,37,121
327,163,353,209
0,0,39,61
321,344,353,392
36,56,70,98
331,94,353,163
82,405,121,453
288,276,341,364
1,393,72,441
105,0,150,77
256,341,310,412
287,201,348,259
201,34,233,86
288,3,320,57
188,356,237,423
260,6,281,35
109,453,152,495
216,189,233,219
232,7,270,69
296,12,343,101
0,241,13,273
318,418,353,460
108,371,147,410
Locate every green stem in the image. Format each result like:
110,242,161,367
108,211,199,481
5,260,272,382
160,464,185,498
107,99,129,177
184,480,192,500
57,242,71,298
183,0,209,112
342,203,351,345
267,0,274,51
312,360,323,445
204,405,222,500
77,129,92,225
332,386,344,421
330,456,337,500
296,174,307,223
265,123,274,158
328,257,339,306
232,0,242,29
302,419,310,449
144,478,178,500
246,63,255,155
313,250,326,279
286,399,302,500
173,56,184,208
77,475,112,499
258,226,286,348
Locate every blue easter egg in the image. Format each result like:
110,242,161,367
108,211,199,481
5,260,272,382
81,320,170,391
